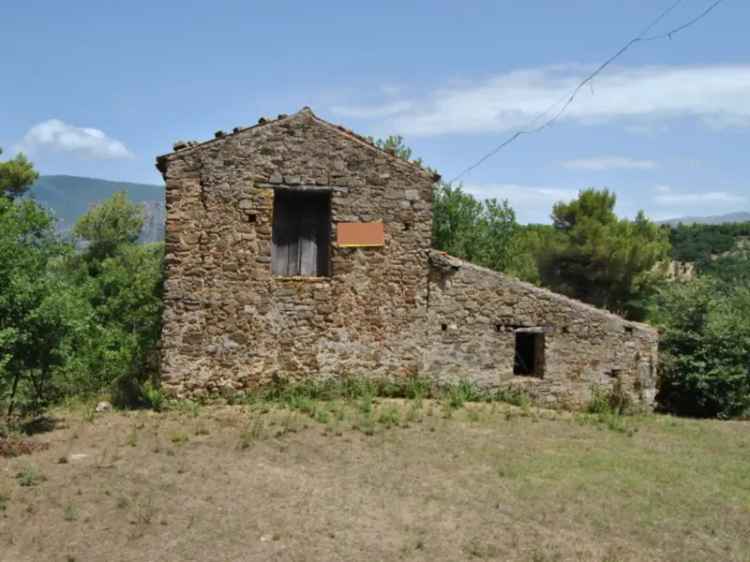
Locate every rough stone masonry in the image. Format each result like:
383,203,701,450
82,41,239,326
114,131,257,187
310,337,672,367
156,108,658,409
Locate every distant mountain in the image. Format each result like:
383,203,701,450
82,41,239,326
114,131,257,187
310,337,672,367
659,212,750,226
29,175,165,243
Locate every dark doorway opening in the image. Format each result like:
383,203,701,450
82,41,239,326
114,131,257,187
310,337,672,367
514,332,545,377
272,190,331,277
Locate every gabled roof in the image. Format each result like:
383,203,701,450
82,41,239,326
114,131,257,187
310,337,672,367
155,107,440,181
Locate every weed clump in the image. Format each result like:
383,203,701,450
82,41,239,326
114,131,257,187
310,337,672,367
16,463,46,487
377,405,401,428
581,385,637,435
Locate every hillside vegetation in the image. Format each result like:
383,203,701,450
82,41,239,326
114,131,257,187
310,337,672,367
668,222,750,281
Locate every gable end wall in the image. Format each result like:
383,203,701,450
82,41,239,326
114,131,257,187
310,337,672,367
159,111,435,396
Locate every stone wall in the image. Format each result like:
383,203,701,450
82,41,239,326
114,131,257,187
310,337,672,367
157,107,658,410
157,109,436,396
425,252,658,409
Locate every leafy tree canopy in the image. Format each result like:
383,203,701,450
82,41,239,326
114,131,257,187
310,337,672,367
0,148,39,200
539,188,670,320
432,182,520,273
0,196,78,417
74,191,145,262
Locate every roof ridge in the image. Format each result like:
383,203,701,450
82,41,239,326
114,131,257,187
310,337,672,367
156,107,440,181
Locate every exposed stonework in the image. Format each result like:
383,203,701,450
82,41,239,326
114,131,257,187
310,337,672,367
156,107,658,409
426,252,658,408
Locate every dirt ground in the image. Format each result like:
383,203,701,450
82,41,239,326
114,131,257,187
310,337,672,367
1,400,748,562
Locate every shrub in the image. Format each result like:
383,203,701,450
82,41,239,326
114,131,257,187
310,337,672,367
651,278,750,418
142,381,165,412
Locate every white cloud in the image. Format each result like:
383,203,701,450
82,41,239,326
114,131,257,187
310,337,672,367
653,186,746,206
17,119,133,159
462,183,750,224
334,64,750,137
649,185,748,220
563,156,657,171
464,183,578,223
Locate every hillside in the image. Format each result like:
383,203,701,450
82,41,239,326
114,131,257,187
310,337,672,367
659,211,750,226
29,175,165,243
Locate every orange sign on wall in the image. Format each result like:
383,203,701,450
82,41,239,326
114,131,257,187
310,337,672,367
336,222,385,247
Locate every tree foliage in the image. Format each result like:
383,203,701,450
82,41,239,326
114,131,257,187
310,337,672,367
57,242,164,404
369,135,421,165
0,196,79,417
0,176,163,419
652,278,750,418
669,221,750,266
74,191,145,262
0,148,39,200
66,194,163,405
432,182,520,273
538,188,670,320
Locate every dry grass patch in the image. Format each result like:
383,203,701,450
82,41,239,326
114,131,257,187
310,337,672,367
0,400,748,562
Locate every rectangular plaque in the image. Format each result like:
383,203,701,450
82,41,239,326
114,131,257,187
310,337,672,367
336,222,385,247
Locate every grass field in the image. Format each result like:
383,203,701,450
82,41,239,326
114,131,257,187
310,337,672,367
1,397,748,562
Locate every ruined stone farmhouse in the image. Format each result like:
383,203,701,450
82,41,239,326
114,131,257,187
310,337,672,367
156,108,658,409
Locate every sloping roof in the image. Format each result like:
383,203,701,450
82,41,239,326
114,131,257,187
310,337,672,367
155,107,440,181
428,250,657,335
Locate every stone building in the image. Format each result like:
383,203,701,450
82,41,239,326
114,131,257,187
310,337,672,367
156,108,658,409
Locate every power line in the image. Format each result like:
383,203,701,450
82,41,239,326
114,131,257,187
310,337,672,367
448,0,726,184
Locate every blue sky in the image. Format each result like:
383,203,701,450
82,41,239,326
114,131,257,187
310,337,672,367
1,0,748,223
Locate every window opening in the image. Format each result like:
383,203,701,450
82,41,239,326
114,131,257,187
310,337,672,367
272,190,330,277
514,332,545,378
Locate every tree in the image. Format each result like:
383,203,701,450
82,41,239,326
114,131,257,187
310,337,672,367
0,148,39,199
652,278,750,418
539,188,670,320
73,191,145,262
65,193,163,405
0,196,79,418
369,135,420,165
57,242,164,403
432,183,521,273
505,224,557,284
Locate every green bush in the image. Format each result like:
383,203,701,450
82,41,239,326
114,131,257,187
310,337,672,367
61,194,164,407
652,278,750,418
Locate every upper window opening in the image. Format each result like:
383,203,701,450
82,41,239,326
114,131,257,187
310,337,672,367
272,190,331,277
514,332,545,378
